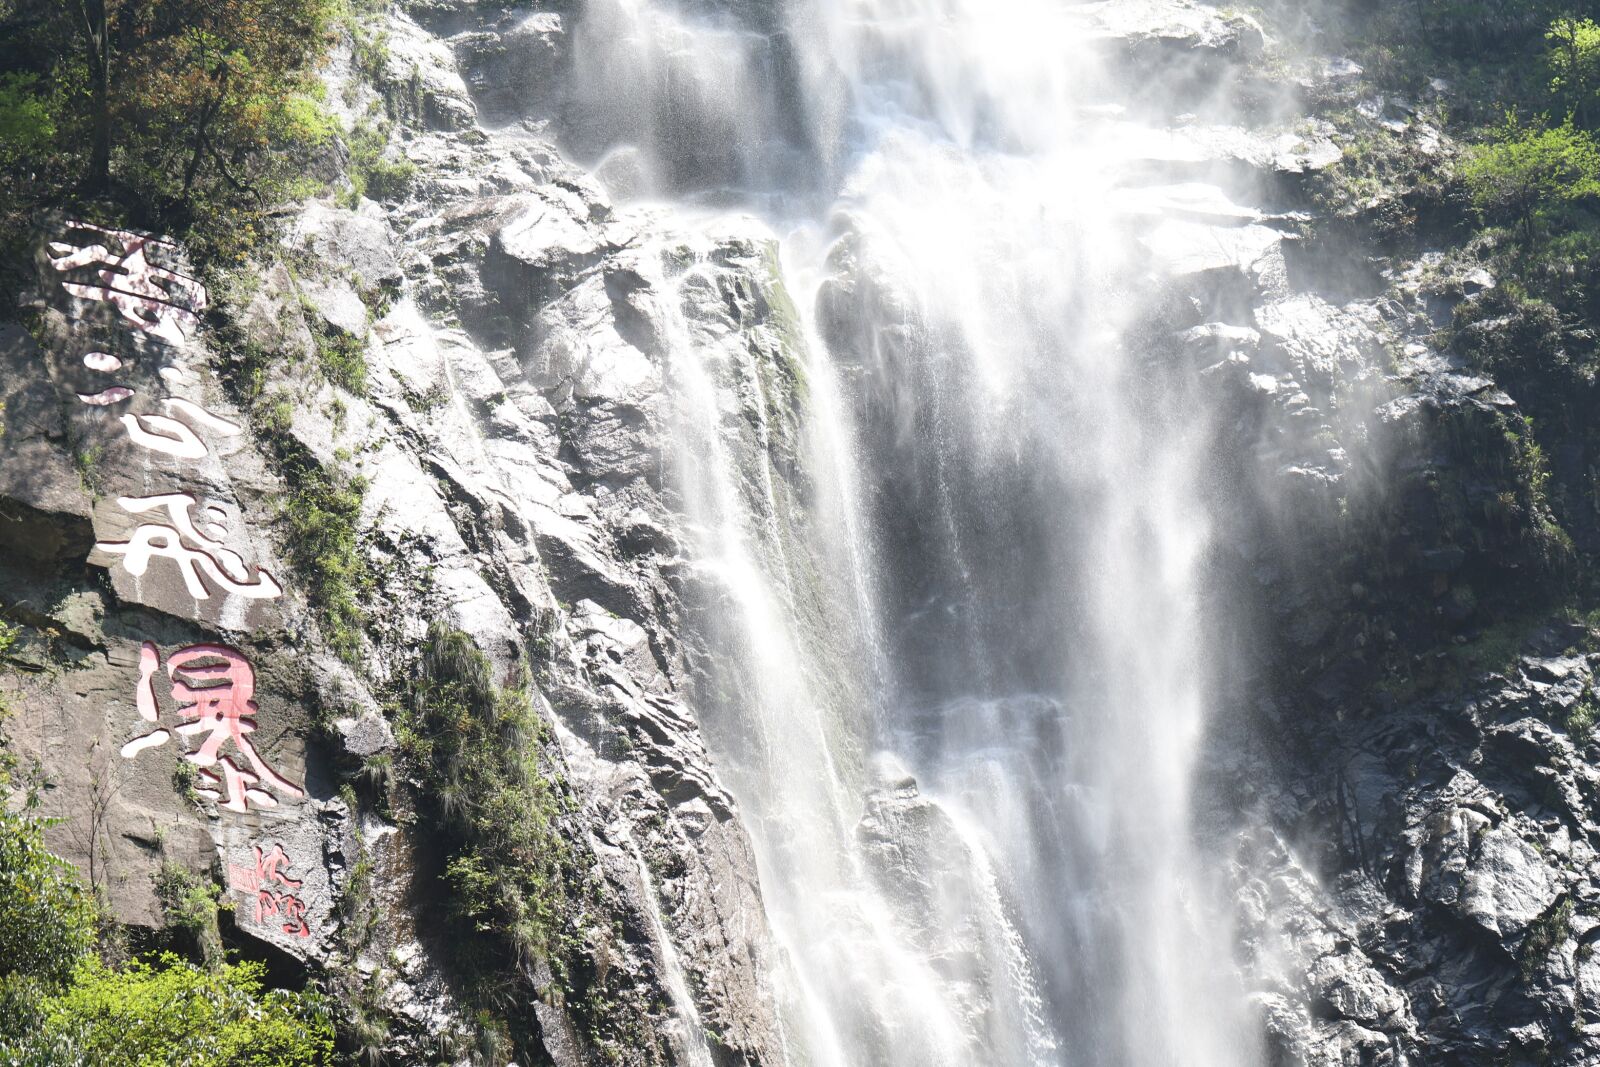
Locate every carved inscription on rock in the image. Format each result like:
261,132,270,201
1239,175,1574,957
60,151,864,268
48,222,206,347
43,223,318,952
120,643,303,814
94,494,282,601
228,843,311,938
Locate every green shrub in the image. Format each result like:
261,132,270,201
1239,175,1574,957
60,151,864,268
401,626,564,960
0,0,346,267
0,619,17,722
1569,690,1599,741
344,120,414,205
1521,897,1575,978
392,625,568,1060
1452,279,1569,377
360,155,416,203
279,463,369,663
312,323,369,394
1461,115,1600,244
153,860,224,964
0,810,97,992
5,954,333,1066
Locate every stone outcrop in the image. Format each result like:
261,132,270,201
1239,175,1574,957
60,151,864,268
1,11,796,1063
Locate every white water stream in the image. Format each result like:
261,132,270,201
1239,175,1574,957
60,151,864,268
568,1,1267,1063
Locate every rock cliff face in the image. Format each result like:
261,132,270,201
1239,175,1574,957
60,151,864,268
3,1,1600,1065
2,15,798,1059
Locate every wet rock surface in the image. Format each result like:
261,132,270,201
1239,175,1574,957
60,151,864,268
1058,4,1600,1064
1226,640,1600,1066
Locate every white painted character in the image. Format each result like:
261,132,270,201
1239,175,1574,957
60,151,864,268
94,493,282,600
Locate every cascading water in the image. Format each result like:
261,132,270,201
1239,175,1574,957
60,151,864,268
566,1,1267,1063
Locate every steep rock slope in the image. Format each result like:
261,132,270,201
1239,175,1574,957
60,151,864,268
1,15,801,1059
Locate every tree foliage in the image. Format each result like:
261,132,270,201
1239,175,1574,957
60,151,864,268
0,0,341,265
1547,16,1600,122
1461,115,1600,241
110,0,338,204
1397,0,1580,55
7,955,334,1066
0,73,56,170
0,809,98,998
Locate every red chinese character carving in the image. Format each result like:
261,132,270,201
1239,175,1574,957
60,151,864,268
170,645,304,812
118,643,303,813
260,891,310,938
227,843,310,937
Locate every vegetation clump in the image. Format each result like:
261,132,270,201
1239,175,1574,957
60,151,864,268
279,459,369,663
387,627,658,1059
1546,16,1600,123
1521,897,1576,979
0,809,98,1004
1461,115,1600,245
344,119,415,206
1299,0,1600,628
389,624,586,1062
313,325,370,395
153,858,225,965
1568,688,1599,742
0,785,332,1063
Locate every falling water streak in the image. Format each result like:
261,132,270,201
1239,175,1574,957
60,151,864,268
630,848,717,1067
655,239,987,1065
563,0,1271,1063
779,233,894,708
654,243,857,840
933,793,1061,1065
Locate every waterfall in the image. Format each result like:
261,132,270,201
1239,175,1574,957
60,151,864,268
567,1,1267,1062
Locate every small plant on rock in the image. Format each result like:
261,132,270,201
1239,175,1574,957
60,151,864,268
1567,688,1599,742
